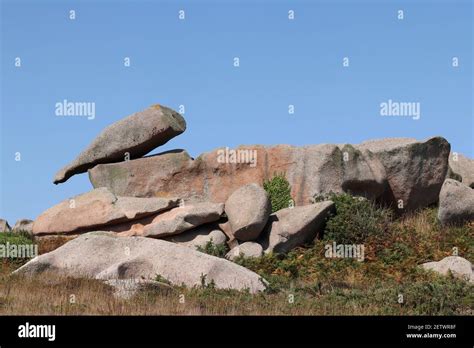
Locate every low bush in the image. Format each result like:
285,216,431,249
313,192,393,244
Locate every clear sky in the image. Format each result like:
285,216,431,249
1,0,472,225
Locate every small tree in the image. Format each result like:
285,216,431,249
264,173,293,213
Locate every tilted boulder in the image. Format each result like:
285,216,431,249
89,143,388,206
225,183,271,242
448,152,474,188
0,219,11,232
54,104,186,184
15,232,267,293
32,187,180,236
261,201,335,254
357,136,450,211
116,202,224,238
421,256,473,283
226,242,263,261
438,179,474,226
163,224,227,249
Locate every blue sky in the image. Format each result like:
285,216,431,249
1,0,472,225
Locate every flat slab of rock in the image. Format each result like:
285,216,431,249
0,219,11,232
261,201,335,254
226,242,263,261
438,179,474,225
421,256,473,283
448,152,474,188
54,104,186,184
15,232,267,293
225,183,271,241
32,187,179,236
357,136,450,212
163,224,227,249
117,202,224,238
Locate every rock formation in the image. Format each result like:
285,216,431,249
88,137,450,212
11,103,473,296
225,183,271,241
261,201,335,254
15,232,267,293
0,219,11,232
54,104,186,184
438,179,474,226
421,256,473,283
32,187,180,236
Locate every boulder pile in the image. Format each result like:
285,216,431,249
7,103,473,291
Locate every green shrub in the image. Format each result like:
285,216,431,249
196,240,229,258
313,192,392,244
263,173,293,213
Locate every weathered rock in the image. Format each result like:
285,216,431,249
0,219,11,232
357,136,450,211
54,104,186,184
225,183,271,241
421,256,473,283
163,224,227,249
218,221,239,249
438,179,474,225
448,152,474,188
261,201,335,254
104,279,174,300
89,143,387,206
226,242,263,261
32,187,179,236
12,219,34,234
15,232,267,293
117,202,224,238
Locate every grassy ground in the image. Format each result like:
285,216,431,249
0,207,472,315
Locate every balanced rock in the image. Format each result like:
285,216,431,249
163,224,227,249
54,104,186,184
448,152,474,188
32,187,179,236
0,219,11,232
261,201,335,254
421,256,473,283
116,202,224,238
438,179,474,225
357,136,450,211
15,232,267,293
13,219,34,234
226,242,263,261
225,183,271,241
